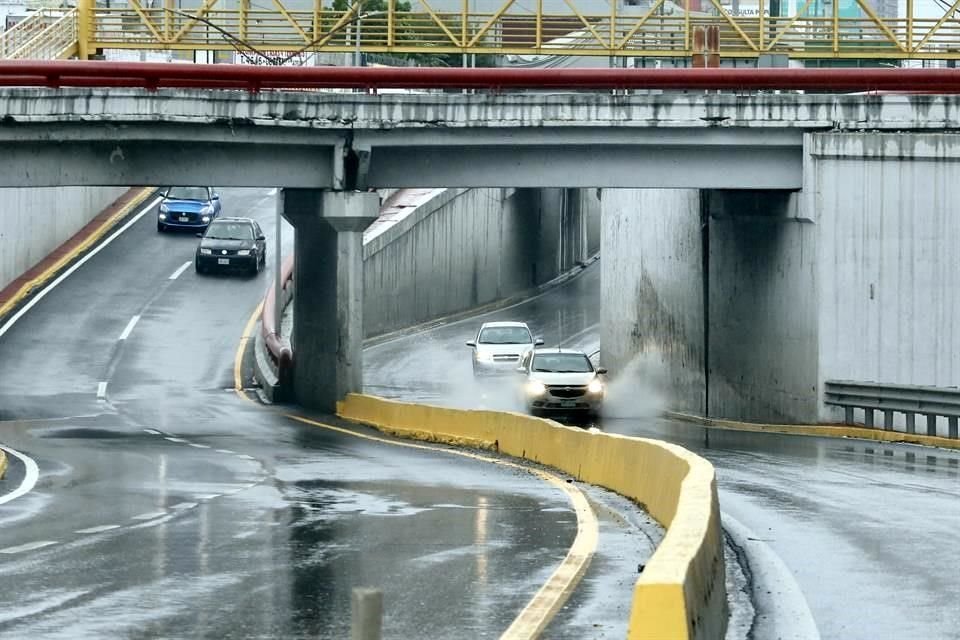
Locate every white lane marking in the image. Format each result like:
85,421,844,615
0,197,162,339
164,437,188,443
118,314,141,341
193,494,221,501
131,511,167,521
0,445,40,505
170,502,198,510
143,429,162,435
236,454,255,460
75,524,122,534
215,449,235,454
188,443,211,449
168,261,192,280
0,541,58,554
96,382,108,399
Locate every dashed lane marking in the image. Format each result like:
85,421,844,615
0,541,58,554
75,524,122,534
131,511,168,521
170,502,198,510
118,314,141,341
168,261,192,280
96,382,107,399
164,437,188,443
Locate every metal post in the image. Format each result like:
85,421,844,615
864,407,874,428
926,414,937,437
355,13,362,66
883,410,893,431
274,189,283,339
906,412,916,434
948,416,958,439
351,587,383,640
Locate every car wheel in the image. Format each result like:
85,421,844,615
157,222,165,232
195,259,204,275
250,255,261,276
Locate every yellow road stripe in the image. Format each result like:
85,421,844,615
0,450,7,480
287,415,598,640
668,411,960,451
233,300,263,397
232,304,599,638
0,187,156,320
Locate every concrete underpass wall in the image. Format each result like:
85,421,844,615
601,189,706,415
811,133,960,422
0,187,129,292
706,191,818,423
363,187,600,338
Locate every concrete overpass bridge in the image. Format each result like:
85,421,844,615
1,67,958,423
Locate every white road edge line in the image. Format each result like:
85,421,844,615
118,314,141,341
0,445,40,505
0,196,162,339
168,261,192,280
0,540,58,554
96,382,108,399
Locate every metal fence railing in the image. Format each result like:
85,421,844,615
1,8,77,59
824,380,960,439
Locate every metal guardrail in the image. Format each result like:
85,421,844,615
4,9,78,60
824,380,960,439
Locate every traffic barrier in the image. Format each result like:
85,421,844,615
260,253,294,383
337,393,727,640
0,449,7,480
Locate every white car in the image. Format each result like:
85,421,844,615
518,348,607,418
467,321,543,376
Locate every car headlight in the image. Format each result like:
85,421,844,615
200,248,212,255
201,215,211,223
526,380,546,396
476,352,495,363
588,379,604,394
237,249,251,256
159,204,169,213
158,213,166,220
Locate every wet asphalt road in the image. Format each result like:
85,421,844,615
366,263,960,640
0,189,659,639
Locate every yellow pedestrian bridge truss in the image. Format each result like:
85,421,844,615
4,0,960,62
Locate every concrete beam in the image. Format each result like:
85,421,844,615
0,141,335,188
281,189,379,411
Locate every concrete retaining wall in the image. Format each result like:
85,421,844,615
0,187,129,292
337,393,727,640
810,133,960,423
364,187,600,338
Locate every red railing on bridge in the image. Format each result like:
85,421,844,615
2,60,960,92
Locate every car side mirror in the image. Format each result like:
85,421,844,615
212,193,221,200
159,190,168,198
466,341,476,348
534,338,544,346
257,234,266,241
597,367,608,375
195,232,203,238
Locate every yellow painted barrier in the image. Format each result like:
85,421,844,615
0,449,7,480
337,393,727,640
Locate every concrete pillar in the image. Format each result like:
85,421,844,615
280,189,379,411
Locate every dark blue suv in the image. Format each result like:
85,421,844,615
157,187,222,232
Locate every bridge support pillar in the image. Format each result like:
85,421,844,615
281,189,378,411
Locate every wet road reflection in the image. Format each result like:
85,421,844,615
365,262,960,640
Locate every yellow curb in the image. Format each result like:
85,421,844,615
0,187,156,321
0,449,7,480
667,411,960,450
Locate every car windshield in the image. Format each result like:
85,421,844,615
532,353,593,373
206,222,252,240
478,326,532,344
166,187,210,201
